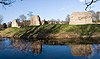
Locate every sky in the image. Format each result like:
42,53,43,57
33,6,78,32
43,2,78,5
0,0,100,23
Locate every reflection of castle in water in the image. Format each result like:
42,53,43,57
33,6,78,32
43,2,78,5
9,39,100,56
11,39,66,54
31,41,42,54
12,40,42,54
70,45,93,56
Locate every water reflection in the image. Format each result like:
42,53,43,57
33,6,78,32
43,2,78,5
12,39,66,54
92,44,100,55
31,41,42,54
70,45,92,56
0,38,12,51
0,38,100,59
12,39,42,54
11,39,100,56
43,40,65,45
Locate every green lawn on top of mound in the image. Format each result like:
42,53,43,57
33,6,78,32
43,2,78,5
0,24,100,38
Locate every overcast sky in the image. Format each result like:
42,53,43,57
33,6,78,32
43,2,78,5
0,0,100,23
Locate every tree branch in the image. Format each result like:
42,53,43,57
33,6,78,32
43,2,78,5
0,0,23,5
85,0,100,11
0,1,12,5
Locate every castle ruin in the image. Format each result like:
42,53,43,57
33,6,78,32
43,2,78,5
30,15,42,26
69,12,94,24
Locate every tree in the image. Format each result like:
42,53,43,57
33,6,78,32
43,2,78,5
65,14,70,22
15,18,20,22
19,14,27,26
7,21,12,27
88,10,96,21
95,11,100,20
57,19,60,22
27,11,33,17
85,0,100,11
0,15,3,24
19,14,26,22
0,0,23,5
88,10,95,14
3,23,7,28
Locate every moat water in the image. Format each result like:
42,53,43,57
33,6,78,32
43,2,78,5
0,38,100,59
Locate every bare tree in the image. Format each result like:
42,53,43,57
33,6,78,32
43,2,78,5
0,0,23,5
0,15,3,24
96,11,100,20
65,14,70,22
27,11,33,17
57,19,60,22
85,0,100,11
19,14,27,26
7,21,12,27
19,14,26,22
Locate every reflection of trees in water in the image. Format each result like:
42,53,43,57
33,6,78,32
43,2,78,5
12,39,66,54
0,38,12,51
43,40,65,45
0,39,5,51
12,40,42,54
31,41,42,54
87,44,100,59
1,38,100,58
70,45,92,56
12,39,67,54
92,44,100,55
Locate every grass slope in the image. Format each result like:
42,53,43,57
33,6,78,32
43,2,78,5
0,24,100,38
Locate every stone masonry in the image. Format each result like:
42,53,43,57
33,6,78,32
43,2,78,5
11,20,19,28
69,12,94,24
30,15,41,26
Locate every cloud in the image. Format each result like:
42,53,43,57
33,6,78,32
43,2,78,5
79,0,85,2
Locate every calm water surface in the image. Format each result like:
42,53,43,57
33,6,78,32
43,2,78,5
0,38,100,59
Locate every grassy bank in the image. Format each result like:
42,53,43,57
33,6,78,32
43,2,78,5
0,24,100,39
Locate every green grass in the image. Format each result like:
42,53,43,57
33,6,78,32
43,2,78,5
0,27,20,37
0,24,100,38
